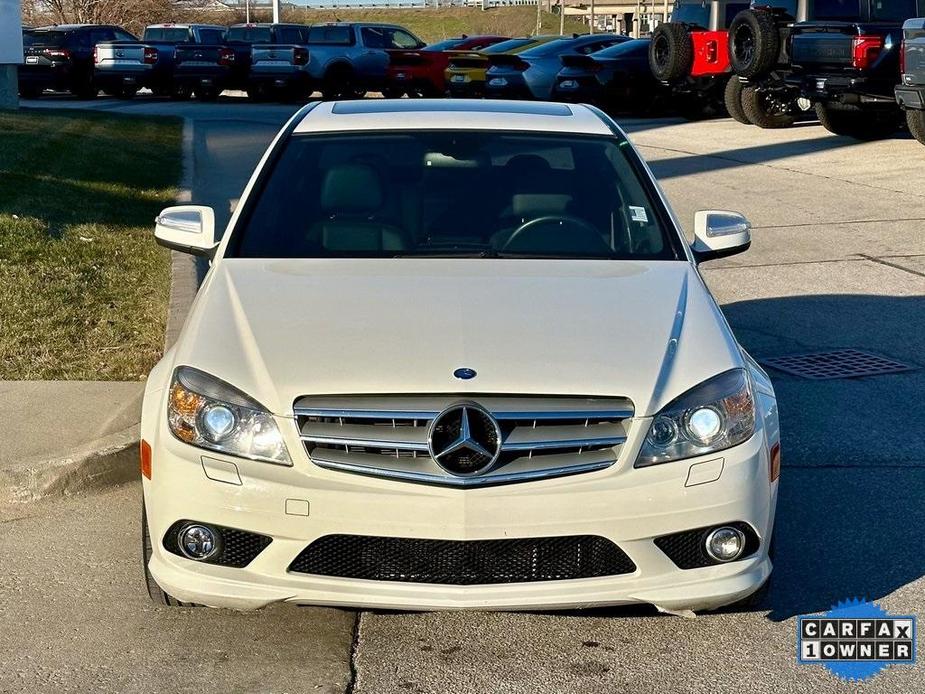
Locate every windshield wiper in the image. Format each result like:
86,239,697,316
392,249,500,258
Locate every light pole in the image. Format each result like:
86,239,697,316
273,0,281,23
559,0,565,34
589,0,595,34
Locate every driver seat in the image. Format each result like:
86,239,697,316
307,163,410,253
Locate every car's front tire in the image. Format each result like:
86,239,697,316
724,76,750,125
907,109,925,146
142,500,198,607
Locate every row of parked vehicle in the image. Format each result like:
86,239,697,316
648,0,925,144
16,6,925,146
19,21,434,101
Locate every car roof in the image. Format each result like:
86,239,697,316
294,100,614,136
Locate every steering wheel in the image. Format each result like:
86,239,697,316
500,215,609,255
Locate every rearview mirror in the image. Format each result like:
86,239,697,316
691,211,751,263
154,205,217,257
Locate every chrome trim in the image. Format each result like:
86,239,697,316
502,435,626,452
308,457,616,488
294,394,634,486
300,435,430,451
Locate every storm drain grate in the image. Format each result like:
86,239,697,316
762,349,915,380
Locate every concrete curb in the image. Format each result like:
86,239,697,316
0,425,140,504
1,118,197,505
165,118,200,350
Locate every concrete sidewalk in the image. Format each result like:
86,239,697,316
0,381,144,503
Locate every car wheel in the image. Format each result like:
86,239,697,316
170,85,193,101
381,87,405,99
648,23,693,83
907,109,925,146
116,86,138,99
195,87,220,101
741,85,797,128
728,9,779,79
321,65,355,100
815,103,900,140
724,76,751,125
141,500,198,607
71,75,98,100
19,84,43,99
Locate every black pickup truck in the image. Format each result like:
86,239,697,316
896,17,925,144
786,0,925,139
224,23,312,93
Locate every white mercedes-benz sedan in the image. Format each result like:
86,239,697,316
141,99,780,613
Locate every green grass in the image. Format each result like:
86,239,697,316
0,110,182,381
285,7,588,42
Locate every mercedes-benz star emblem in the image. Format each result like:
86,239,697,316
428,404,502,476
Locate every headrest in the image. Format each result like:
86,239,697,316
504,154,551,175
511,193,573,218
320,164,383,213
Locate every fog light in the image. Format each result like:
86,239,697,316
705,526,745,562
178,524,219,560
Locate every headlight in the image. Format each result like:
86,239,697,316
635,369,755,467
167,366,292,465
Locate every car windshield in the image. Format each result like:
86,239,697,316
143,28,190,42
23,30,67,47
226,27,273,43
522,38,588,57
424,38,468,51
813,0,862,20
230,131,678,260
481,37,541,53
594,39,650,58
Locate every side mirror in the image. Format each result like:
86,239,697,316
154,205,217,257
691,210,751,263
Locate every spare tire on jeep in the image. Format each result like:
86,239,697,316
729,9,779,79
649,23,693,83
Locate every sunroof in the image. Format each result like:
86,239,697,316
330,100,573,117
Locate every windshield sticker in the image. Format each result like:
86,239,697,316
629,206,649,223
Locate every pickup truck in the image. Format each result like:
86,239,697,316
93,23,227,98
786,1,925,139
896,17,925,145
225,23,312,92
245,24,312,100
19,24,136,99
248,22,425,100
174,42,235,100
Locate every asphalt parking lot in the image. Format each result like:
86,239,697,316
3,96,924,694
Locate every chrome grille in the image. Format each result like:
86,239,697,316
294,395,633,487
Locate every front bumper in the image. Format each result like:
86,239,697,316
144,410,777,612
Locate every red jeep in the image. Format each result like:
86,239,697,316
649,0,750,118
385,35,508,97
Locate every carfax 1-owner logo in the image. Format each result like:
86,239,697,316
798,598,917,682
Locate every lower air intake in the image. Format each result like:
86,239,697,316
288,534,636,584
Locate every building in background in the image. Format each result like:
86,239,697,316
564,0,670,36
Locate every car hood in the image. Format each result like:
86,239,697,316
173,259,743,417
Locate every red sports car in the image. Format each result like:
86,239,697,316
386,35,509,97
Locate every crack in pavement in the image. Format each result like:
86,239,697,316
859,253,925,279
345,611,363,694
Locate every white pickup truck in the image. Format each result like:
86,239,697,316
93,23,226,98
